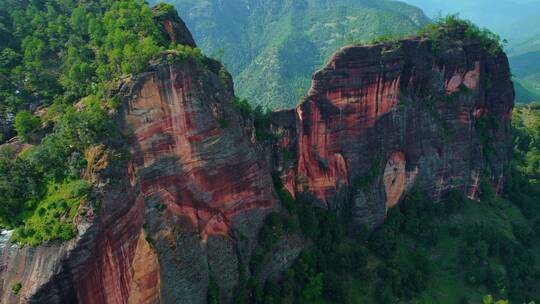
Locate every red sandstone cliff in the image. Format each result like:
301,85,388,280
0,54,281,304
271,33,514,230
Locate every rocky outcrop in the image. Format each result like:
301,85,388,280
271,34,514,230
0,53,280,304
116,53,280,303
152,5,197,48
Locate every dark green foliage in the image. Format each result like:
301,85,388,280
145,236,156,249
207,276,220,304
0,148,42,227
353,159,383,190
218,118,229,129
11,180,90,246
232,97,279,141
253,107,279,142
11,283,22,295
0,0,180,142
249,212,286,275
233,97,252,120
0,0,183,246
152,3,176,17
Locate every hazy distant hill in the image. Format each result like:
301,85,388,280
152,0,429,108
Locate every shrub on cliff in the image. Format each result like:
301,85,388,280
11,283,22,295
11,180,90,246
419,14,506,55
14,110,40,142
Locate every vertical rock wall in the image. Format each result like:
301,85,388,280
271,37,514,229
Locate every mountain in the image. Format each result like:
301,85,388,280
1,3,533,301
150,0,430,109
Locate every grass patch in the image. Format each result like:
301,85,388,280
11,180,90,246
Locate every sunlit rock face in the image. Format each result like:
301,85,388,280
383,151,409,209
271,36,514,230
118,55,280,303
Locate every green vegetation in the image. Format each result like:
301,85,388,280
418,14,506,55
0,0,190,143
0,0,202,246
207,276,220,304
233,97,279,142
512,103,540,181
154,0,429,109
11,180,90,246
352,159,383,190
247,184,540,303
11,283,22,295
0,97,116,245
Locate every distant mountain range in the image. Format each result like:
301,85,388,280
151,0,429,109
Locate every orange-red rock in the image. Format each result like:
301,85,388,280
271,36,514,229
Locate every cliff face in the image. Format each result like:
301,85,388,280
116,54,280,303
271,36,514,229
0,53,279,304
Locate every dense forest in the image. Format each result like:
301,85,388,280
228,100,540,304
221,17,540,304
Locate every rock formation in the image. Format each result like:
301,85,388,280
0,12,514,304
271,34,514,230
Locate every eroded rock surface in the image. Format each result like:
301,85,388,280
0,54,279,304
271,35,514,229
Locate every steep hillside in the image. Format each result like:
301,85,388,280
151,0,429,109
